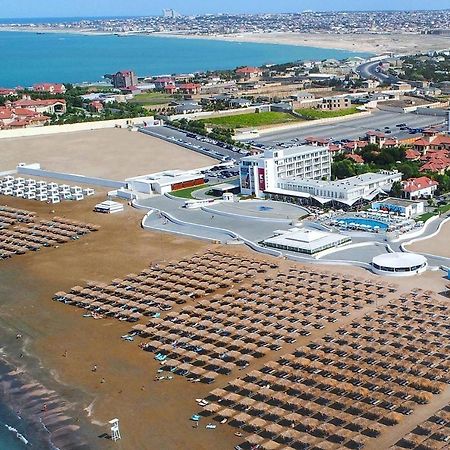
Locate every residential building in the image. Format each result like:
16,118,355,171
240,146,331,198
7,97,66,114
319,96,351,111
174,101,203,114
372,197,425,218
33,83,66,94
112,70,138,89
402,176,439,199
178,83,202,95
235,66,263,81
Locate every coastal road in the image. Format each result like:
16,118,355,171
250,110,445,146
356,60,399,84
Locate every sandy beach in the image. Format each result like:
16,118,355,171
406,220,450,259
0,129,217,180
0,191,449,449
2,26,450,55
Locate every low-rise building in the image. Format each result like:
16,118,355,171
371,197,425,218
7,97,66,114
33,83,66,94
269,171,402,207
402,176,439,199
235,66,263,80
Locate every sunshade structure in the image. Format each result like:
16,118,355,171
194,289,449,449
1,211,98,260
53,249,273,326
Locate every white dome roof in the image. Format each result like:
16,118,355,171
372,252,427,269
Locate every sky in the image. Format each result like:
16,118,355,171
0,0,448,18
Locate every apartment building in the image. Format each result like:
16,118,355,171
112,70,138,89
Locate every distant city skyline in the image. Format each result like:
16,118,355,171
1,0,449,19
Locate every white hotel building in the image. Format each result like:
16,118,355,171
240,146,402,207
240,146,331,198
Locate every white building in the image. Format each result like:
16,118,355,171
263,228,351,255
372,253,427,277
126,169,205,195
269,171,402,207
240,146,331,198
371,197,425,218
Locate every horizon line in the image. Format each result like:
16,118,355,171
1,8,450,20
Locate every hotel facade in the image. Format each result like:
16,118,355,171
240,146,331,198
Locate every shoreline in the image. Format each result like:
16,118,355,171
1,27,449,54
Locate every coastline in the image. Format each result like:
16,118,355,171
1,26,450,54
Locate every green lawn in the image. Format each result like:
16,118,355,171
416,203,450,222
295,107,361,120
170,184,207,199
201,111,299,129
130,92,174,105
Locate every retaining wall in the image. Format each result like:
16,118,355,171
0,117,155,140
17,166,126,188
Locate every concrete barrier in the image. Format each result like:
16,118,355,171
0,117,155,140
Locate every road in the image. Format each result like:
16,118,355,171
356,60,399,84
251,110,445,146
142,125,246,162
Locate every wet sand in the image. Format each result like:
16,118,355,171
406,220,450,259
0,194,449,449
0,128,217,179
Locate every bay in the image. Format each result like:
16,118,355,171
0,31,369,87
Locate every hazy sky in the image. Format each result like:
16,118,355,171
0,0,448,18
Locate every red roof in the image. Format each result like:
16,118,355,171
236,66,261,74
431,135,450,146
12,99,66,108
179,83,201,90
345,153,364,164
405,149,421,160
305,136,329,144
402,176,438,193
413,138,431,147
367,130,385,138
328,144,341,152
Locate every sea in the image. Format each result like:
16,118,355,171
0,19,369,87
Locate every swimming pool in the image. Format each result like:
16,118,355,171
338,217,389,230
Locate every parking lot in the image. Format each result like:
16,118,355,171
142,125,249,163
249,110,445,147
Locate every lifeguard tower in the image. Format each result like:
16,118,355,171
109,418,121,442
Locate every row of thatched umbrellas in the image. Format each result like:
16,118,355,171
54,249,273,324
394,403,450,448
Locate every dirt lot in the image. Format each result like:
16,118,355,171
0,128,217,180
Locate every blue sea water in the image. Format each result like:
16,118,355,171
0,31,369,87
0,400,30,450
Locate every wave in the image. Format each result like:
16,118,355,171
3,423,29,446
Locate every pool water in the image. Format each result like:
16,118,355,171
339,217,389,230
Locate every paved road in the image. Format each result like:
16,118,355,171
356,60,399,84
143,125,246,162
251,110,445,146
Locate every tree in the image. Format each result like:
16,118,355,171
332,160,356,180
390,181,403,198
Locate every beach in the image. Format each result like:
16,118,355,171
0,129,217,179
1,190,449,449
406,220,450,259
2,26,450,55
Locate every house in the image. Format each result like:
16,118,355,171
178,83,201,95
420,150,450,174
0,106,49,129
405,149,421,161
304,136,330,147
7,97,66,114
402,177,439,199
229,98,252,108
366,131,387,147
174,102,203,115
112,70,138,89
235,66,263,81
89,101,104,112
33,83,66,94
361,80,380,90
413,133,450,153
345,153,365,164
318,96,351,111
0,88,17,96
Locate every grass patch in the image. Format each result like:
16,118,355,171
171,184,207,199
130,92,174,105
201,111,299,129
295,107,360,120
416,203,450,222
